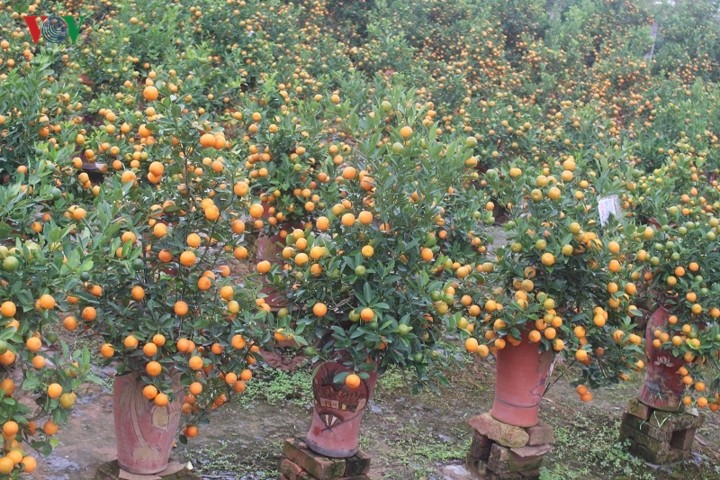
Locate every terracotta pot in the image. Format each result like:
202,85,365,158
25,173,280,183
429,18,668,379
305,362,378,458
256,231,289,310
490,336,554,428
114,372,182,474
638,307,685,411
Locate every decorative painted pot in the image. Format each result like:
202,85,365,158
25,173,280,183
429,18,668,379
490,336,554,428
113,372,181,474
638,306,685,411
305,361,378,458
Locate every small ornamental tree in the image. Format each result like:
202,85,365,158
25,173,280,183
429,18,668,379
270,96,488,387
455,158,646,399
68,84,269,446
0,164,92,478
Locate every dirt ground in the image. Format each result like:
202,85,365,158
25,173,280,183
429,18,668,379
32,349,720,480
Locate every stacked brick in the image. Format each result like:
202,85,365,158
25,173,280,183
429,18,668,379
466,413,553,479
280,438,371,480
619,398,704,464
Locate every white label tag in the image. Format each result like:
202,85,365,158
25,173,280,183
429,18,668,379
598,195,621,226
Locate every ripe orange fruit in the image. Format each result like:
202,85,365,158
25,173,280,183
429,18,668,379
0,457,13,475
47,383,63,399
25,336,42,352
142,385,158,400
360,308,375,322
465,337,479,353
153,393,169,407
146,361,162,377
345,373,361,389
0,301,16,318
231,335,246,350
131,285,145,301
341,213,355,227
361,245,374,258
188,356,203,371
399,126,413,138
312,302,328,317
100,343,115,358
316,216,330,231
80,306,97,323
249,203,265,219
189,382,203,395
143,343,158,357
179,251,196,267
38,294,56,310
20,456,36,473
256,260,271,274
200,133,216,148
124,335,139,349
240,369,252,381
186,233,202,248
342,166,357,180
2,420,19,437
158,250,173,263
143,86,159,101
540,253,555,267
174,301,189,316
43,420,58,436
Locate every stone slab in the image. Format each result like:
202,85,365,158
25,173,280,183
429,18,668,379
525,422,554,446
94,460,199,480
510,444,552,458
626,398,651,420
468,413,529,448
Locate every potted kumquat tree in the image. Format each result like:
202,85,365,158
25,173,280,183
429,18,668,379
0,164,92,478
67,82,270,475
265,96,488,457
455,158,645,427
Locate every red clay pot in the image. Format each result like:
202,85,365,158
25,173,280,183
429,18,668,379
638,307,685,411
114,373,181,474
305,362,378,458
490,337,554,428
256,231,289,310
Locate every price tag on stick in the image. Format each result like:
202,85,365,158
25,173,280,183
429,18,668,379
598,195,621,227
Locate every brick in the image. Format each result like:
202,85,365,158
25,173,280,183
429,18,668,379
469,413,529,448
510,444,552,458
344,450,371,476
670,428,697,451
487,443,512,474
469,431,493,461
650,410,704,431
519,469,540,479
487,472,523,479
525,422,554,446
507,452,545,473
621,413,671,441
283,438,347,479
280,459,305,480
626,398,651,420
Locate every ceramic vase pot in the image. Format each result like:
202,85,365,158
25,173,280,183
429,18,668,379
113,372,181,474
305,361,378,458
638,307,685,411
490,335,554,428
